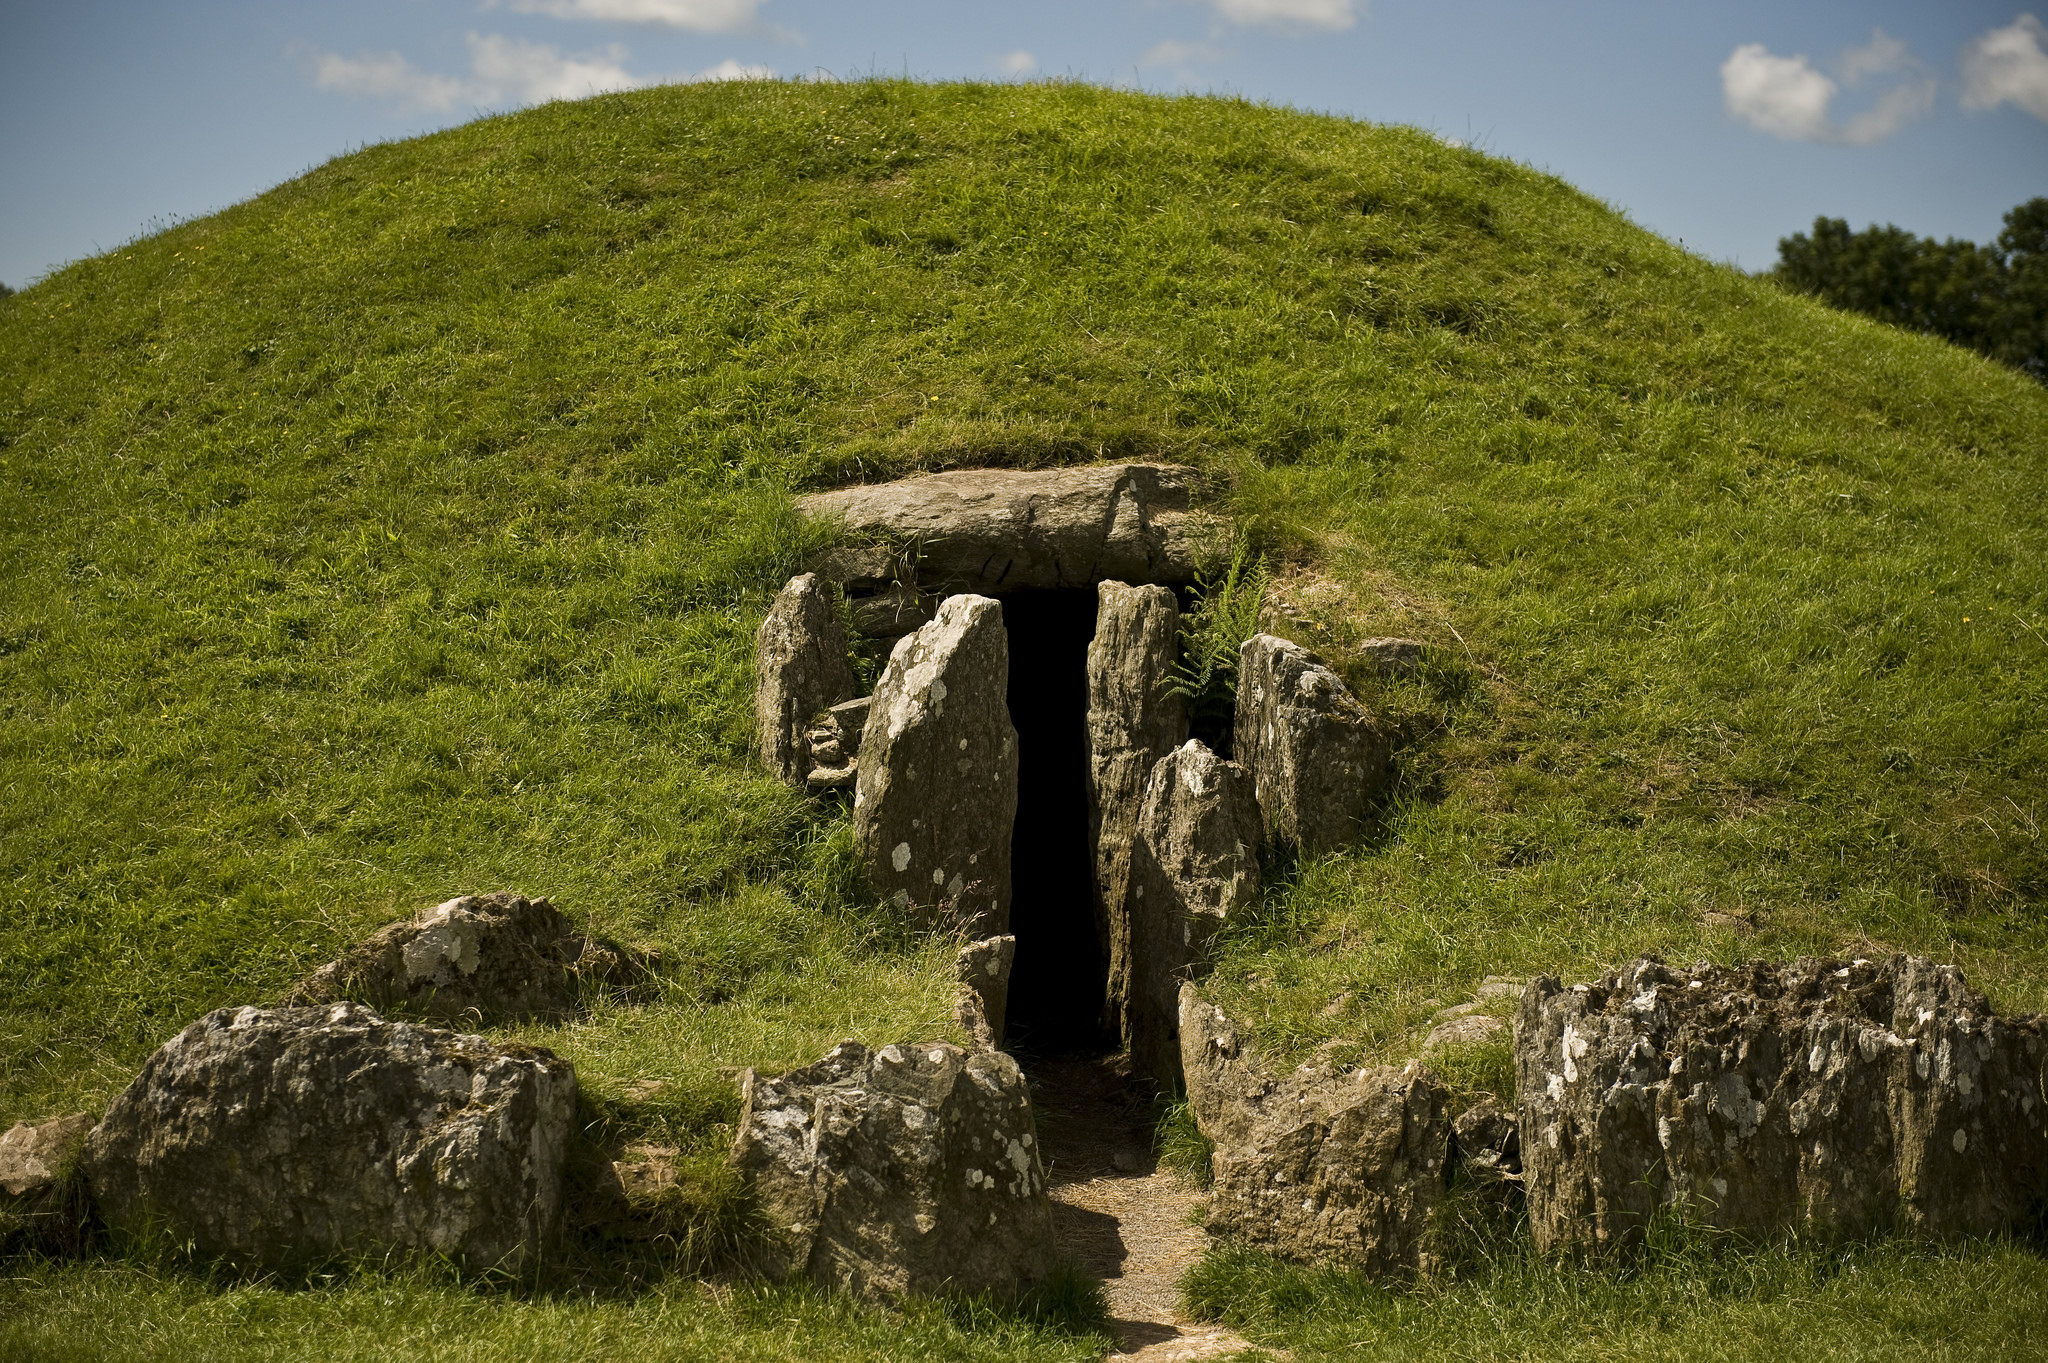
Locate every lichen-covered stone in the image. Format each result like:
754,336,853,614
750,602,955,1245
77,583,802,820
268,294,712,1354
755,572,858,785
288,892,640,1023
81,1003,576,1271
1357,638,1425,677
957,935,1017,1050
1180,986,1448,1276
1127,743,1259,1087
854,595,1018,935
731,1040,1057,1301
1233,634,1389,857
1517,955,2048,1253
798,464,1225,594
1085,581,1189,1040
1,1113,92,1252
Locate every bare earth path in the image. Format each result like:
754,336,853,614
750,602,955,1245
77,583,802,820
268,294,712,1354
1033,1058,1272,1362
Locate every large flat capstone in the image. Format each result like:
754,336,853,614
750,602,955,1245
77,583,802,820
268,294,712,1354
1180,986,1448,1276
854,594,1019,935
797,464,1224,595
731,1040,1058,1302
1518,955,2048,1252
81,1003,577,1271
1085,581,1190,1041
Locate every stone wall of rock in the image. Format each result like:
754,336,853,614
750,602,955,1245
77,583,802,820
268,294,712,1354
854,595,1019,935
755,572,859,785
1126,743,1259,1087
1517,954,2048,1252
1085,581,1190,1039
1234,634,1389,857
797,464,1224,596
1180,986,1447,1276
956,934,1017,1050
82,1003,577,1271
731,1040,1057,1301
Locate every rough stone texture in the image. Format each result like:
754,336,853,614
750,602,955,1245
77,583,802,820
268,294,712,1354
1180,986,1448,1276
1451,1098,1522,1189
805,544,899,593
1424,1012,1510,1054
1233,634,1390,857
805,695,873,794
847,583,935,639
1517,955,2048,1253
82,1003,576,1270
1127,743,1260,1087
1085,581,1190,1038
957,935,1017,1050
731,1040,1057,1301
755,573,859,785
854,595,1019,935
1,1112,93,1250
1358,638,1425,677
288,892,641,1023
797,464,1225,595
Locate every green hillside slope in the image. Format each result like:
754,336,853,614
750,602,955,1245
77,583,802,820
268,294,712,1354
4,79,2047,1359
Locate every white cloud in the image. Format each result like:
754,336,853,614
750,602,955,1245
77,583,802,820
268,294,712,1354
1207,0,1357,33
496,0,763,32
1140,39,1223,68
1720,31,1933,145
1722,42,1836,140
996,50,1036,76
306,33,767,112
1962,13,2048,121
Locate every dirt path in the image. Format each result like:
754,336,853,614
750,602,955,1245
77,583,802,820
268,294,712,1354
1033,1057,1271,1362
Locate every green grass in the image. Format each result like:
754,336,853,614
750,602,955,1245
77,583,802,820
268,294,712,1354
4,75,2047,1356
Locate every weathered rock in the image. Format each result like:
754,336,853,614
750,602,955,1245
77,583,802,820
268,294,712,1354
1127,743,1260,1087
854,595,1019,935
1358,638,1425,677
755,573,858,785
798,464,1225,595
1084,581,1191,1040
847,583,935,639
1517,955,2048,1253
288,891,638,1022
805,696,872,793
1180,986,1448,1276
1450,1098,1522,1188
82,1003,576,1270
731,1040,1057,1301
957,935,1017,1050
1423,1012,1509,1054
805,544,900,593
1233,634,1389,857
1,1112,92,1251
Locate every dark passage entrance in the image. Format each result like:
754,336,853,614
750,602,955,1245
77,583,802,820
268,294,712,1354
1000,591,1110,1057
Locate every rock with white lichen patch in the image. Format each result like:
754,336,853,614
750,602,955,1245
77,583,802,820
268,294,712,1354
1233,634,1389,857
730,1040,1057,1301
1517,954,2048,1253
853,594,1018,935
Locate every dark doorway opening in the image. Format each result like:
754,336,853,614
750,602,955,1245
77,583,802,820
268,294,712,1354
1000,590,1111,1058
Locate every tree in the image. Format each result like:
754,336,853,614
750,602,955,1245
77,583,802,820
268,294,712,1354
1771,198,2046,381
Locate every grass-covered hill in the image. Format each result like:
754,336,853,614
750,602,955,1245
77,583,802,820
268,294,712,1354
4,78,2048,1360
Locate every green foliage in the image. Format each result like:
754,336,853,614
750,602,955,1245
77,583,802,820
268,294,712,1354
1772,198,2048,379
1150,1097,1216,1189
1165,536,1270,739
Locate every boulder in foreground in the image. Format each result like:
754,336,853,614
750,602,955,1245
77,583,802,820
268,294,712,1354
1180,985,1447,1276
1,1113,93,1252
731,1040,1057,1301
1518,955,2048,1251
82,1003,576,1271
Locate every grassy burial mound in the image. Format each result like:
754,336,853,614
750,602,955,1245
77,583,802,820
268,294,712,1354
4,77,2048,1359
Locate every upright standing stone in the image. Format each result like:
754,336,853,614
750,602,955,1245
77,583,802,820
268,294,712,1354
731,1040,1057,1302
1085,582,1189,1037
1234,634,1389,857
1517,955,2048,1254
756,573,858,786
854,594,1019,935
1127,742,1260,1086
956,935,1017,1050
81,1004,577,1271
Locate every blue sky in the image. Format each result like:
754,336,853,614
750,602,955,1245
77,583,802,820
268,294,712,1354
2,1,2044,289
